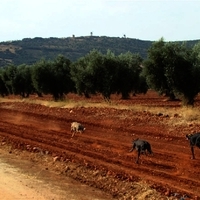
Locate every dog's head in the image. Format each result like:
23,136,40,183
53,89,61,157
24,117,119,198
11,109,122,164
132,138,139,143
132,138,140,148
186,133,193,140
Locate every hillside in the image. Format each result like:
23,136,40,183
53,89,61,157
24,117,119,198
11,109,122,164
0,36,199,67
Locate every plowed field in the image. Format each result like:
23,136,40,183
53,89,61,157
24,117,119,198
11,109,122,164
0,91,200,200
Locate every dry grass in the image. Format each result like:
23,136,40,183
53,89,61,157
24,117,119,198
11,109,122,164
1,96,200,126
168,107,200,127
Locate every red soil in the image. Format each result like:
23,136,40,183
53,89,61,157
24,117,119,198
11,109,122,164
0,91,200,200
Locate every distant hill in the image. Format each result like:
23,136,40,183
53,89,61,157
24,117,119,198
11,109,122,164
0,36,199,67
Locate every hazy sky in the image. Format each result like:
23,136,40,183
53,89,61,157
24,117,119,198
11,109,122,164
1,0,200,42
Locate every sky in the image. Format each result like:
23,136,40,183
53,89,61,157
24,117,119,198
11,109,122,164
1,0,200,42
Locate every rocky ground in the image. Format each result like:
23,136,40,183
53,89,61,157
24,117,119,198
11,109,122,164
0,91,200,200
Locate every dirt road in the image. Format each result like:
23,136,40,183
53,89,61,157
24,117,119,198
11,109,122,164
0,92,200,199
0,148,113,200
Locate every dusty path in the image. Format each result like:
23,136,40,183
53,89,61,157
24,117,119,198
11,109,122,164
0,92,200,199
0,147,112,200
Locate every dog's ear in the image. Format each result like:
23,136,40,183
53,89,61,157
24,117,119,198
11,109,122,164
133,138,139,142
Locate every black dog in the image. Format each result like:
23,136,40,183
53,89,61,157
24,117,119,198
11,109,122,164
129,138,153,164
186,133,200,159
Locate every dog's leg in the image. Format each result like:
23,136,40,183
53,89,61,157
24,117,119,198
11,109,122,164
129,147,134,152
191,146,195,159
147,143,152,155
71,130,76,138
136,149,141,164
143,150,147,156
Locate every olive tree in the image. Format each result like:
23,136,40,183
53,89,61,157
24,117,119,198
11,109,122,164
32,55,72,101
143,38,175,100
70,50,102,98
0,68,9,97
117,52,146,99
12,64,33,97
143,38,200,105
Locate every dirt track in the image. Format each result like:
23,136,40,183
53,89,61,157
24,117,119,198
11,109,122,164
0,148,113,200
0,91,200,200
